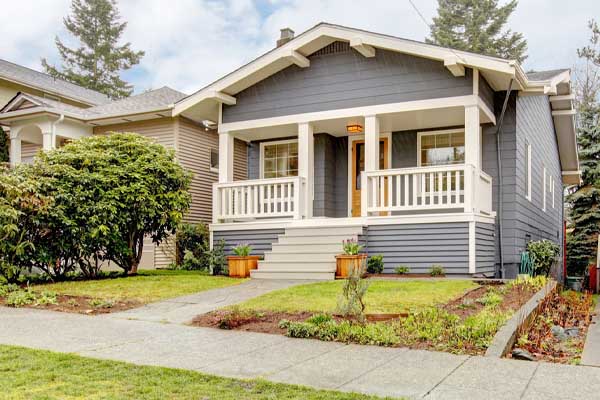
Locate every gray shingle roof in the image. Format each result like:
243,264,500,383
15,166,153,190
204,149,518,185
0,58,110,106
526,69,569,81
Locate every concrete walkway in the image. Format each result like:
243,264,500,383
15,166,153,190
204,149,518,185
1,307,600,400
582,301,600,366
107,279,308,324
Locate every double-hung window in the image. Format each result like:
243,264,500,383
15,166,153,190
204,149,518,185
418,130,465,192
260,139,298,179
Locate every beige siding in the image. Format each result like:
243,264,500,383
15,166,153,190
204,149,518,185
93,118,176,149
0,79,93,109
176,117,247,224
21,142,41,164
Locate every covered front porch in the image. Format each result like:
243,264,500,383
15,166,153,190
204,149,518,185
213,95,495,225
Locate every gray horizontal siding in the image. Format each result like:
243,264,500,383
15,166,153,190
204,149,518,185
365,223,469,274
476,223,496,275
223,43,472,123
212,229,284,257
478,74,494,112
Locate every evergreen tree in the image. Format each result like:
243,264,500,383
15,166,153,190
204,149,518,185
567,20,600,275
0,127,8,163
41,0,144,99
427,0,528,63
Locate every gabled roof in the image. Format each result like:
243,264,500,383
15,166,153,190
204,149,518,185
526,69,570,81
0,59,110,106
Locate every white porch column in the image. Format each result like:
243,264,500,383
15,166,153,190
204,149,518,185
364,115,380,172
464,105,481,168
42,131,55,151
298,122,314,218
218,132,234,183
9,136,21,167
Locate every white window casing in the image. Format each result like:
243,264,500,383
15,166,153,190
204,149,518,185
542,166,547,212
551,175,555,209
259,138,299,179
526,142,532,201
210,148,219,172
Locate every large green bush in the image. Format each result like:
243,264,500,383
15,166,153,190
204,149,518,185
175,223,209,270
0,167,52,283
527,240,560,277
27,133,191,276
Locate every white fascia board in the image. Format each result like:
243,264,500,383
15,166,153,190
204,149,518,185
350,37,376,57
444,56,466,77
286,50,310,68
549,94,575,102
552,109,576,116
0,107,84,123
210,91,237,105
219,95,477,133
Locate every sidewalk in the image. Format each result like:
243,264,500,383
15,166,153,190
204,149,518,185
582,301,600,366
1,307,599,399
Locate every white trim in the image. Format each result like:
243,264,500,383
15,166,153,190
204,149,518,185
209,148,219,173
526,142,532,201
416,128,465,167
549,94,575,102
350,37,376,58
219,95,480,133
562,170,581,176
444,56,466,77
468,221,476,274
286,50,310,68
259,138,299,179
542,166,547,212
551,175,555,209
473,69,479,96
210,91,236,106
552,109,576,117
210,212,496,232
346,131,392,217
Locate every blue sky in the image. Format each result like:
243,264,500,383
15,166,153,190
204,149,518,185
1,0,599,95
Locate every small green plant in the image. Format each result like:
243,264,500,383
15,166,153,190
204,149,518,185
306,313,333,325
527,240,560,276
5,288,37,307
336,267,370,323
218,306,261,329
232,243,252,257
208,239,227,275
67,299,79,307
367,255,384,274
342,239,362,255
476,290,502,307
429,265,445,276
394,265,410,274
89,299,115,309
35,291,58,306
0,283,19,297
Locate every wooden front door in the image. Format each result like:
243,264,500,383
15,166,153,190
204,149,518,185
351,138,389,217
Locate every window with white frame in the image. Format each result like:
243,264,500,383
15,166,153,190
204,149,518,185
260,139,298,178
525,142,532,201
210,148,218,172
542,166,547,212
550,175,555,209
418,130,465,166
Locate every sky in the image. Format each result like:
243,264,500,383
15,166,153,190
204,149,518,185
1,0,599,95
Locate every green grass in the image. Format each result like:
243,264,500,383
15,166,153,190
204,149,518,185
0,345,390,400
237,280,477,314
31,270,246,304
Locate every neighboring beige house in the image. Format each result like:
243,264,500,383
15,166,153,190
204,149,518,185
0,62,246,268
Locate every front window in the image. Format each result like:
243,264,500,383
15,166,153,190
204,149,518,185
261,140,298,178
419,131,465,166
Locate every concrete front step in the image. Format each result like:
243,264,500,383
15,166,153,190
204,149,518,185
276,235,355,245
264,252,338,262
271,242,344,252
250,269,335,280
258,261,336,271
283,226,363,237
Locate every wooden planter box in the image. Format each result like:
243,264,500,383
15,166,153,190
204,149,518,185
227,256,260,278
335,254,367,278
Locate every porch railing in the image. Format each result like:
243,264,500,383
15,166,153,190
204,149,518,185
213,176,306,222
362,164,493,216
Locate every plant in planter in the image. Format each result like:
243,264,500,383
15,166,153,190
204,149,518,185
335,239,367,278
227,243,259,278
367,255,384,274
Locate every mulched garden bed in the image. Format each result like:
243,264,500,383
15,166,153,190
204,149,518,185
0,294,141,315
508,290,595,364
191,282,539,348
365,273,446,279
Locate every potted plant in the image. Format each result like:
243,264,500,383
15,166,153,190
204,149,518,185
335,239,367,278
227,243,259,278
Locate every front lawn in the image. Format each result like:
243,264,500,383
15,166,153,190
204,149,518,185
0,345,388,400
236,279,477,314
33,270,244,304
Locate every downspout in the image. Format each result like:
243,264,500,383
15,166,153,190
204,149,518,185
495,79,514,278
51,114,65,147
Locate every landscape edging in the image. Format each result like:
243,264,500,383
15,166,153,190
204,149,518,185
485,280,558,358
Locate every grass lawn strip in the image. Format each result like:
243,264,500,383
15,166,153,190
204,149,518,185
236,280,477,314
0,345,391,400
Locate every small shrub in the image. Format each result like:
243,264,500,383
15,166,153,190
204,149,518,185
367,255,384,274
306,313,333,325
429,265,445,276
218,306,261,329
232,243,252,257
527,240,560,276
336,267,370,323
89,299,115,309
507,275,547,292
395,265,410,274
0,283,19,297
5,288,36,307
176,223,209,270
476,290,502,307
342,239,362,255
35,291,58,306
208,240,227,275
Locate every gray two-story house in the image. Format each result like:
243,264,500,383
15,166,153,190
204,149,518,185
171,23,579,279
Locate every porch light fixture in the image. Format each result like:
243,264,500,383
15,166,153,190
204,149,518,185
346,123,363,134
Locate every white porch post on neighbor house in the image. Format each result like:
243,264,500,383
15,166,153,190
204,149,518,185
218,132,234,183
9,134,21,167
42,131,55,151
298,122,314,218
362,115,380,216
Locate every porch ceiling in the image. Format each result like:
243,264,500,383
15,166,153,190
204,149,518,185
230,105,490,141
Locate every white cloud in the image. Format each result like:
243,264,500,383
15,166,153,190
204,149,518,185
0,0,598,96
